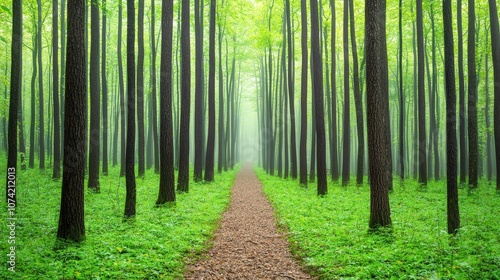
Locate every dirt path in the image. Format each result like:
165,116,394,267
185,164,313,280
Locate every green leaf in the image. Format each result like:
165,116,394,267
0,5,12,16
0,36,6,43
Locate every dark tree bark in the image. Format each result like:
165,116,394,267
412,3,418,178
151,0,159,174
330,0,339,181
218,21,225,174
299,0,308,187
52,0,61,179
118,0,126,177
488,0,500,190
88,0,100,191
366,0,392,230
443,0,460,234
342,0,351,186
37,0,45,170
417,0,427,185
29,23,36,169
349,0,364,185
468,0,478,188
285,0,297,179
102,0,108,176
311,0,326,195
458,0,466,184
6,0,21,202
60,0,66,161
486,55,492,180
124,0,136,218
157,0,175,204
398,0,404,180
430,9,440,180
194,0,204,182
177,0,191,192
137,0,145,177
204,0,216,182
57,0,86,242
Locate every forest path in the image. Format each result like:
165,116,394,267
185,164,313,279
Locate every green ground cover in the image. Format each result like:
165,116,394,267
0,162,238,279
257,168,500,279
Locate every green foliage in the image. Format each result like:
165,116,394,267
0,162,239,279
257,168,500,279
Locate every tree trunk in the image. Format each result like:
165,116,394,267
366,0,392,230
218,23,225,174
311,0,327,195
342,0,350,186
330,0,339,181
177,0,191,192
468,0,478,188
137,0,145,177
102,0,108,176
285,0,297,179
6,0,22,202
151,0,159,174
88,0,100,191
124,0,136,218
443,0,460,234
118,0,126,177
57,0,86,242
458,0,466,184
486,55,492,180
157,0,175,204
194,0,204,182
204,0,216,182
398,0,404,180
299,0,308,187
417,0,427,185
488,0,500,190
29,26,36,169
37,0,45,170
52,0,61,179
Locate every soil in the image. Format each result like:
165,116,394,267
185,164,313,280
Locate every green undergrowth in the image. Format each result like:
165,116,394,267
0,160,239,279
257,168,500,279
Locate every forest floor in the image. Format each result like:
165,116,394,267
185,164,313,279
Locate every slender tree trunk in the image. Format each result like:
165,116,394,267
443,0,460,233
342,0,351,186
349,0,364,185
311,0,326,195
124,0,136,218
417,0,427,185
330,0,339,181
37,0,45,170
157,0,175,204
194,0,204,181
177,0,191,192
57,0,86,242
88,0,100,191
137,0,145,177
52,0,61,179
118,0,126,177
151,0,159,174
458,0,466,184
488,0,500,190
60,0,66,160
299,0,308,187
366,0,392,230
204,0,216,182
486,55,492,180
6,0,22,202
29,28,36,169
285,0,297,179
468,0,478,188
398,0,404,180
102,0,108,176
218,24,225,174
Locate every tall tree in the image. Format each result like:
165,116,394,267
194,0,204,182
151,0,159,174
488,0,500,190
330,0,339,181
311,0,326,195
137,0,145,177
6,0,22,202
88,0,100,192
458,0,466,184
485,55,492,180
204,0,216,182
349,0,364,185
157,0,176,204
37,0,45,170
299,0,307,187
398,0,404,180
118,0,126,177
102,0,108,175
29,20,36,169
416,0,427,185
342,0,351,186
52,0,61,179
177,0,191,192
124,0,136,218
443,0,460,234
468,0,478,188
366,0,392,230
285,0,297,179
57,0,86,242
